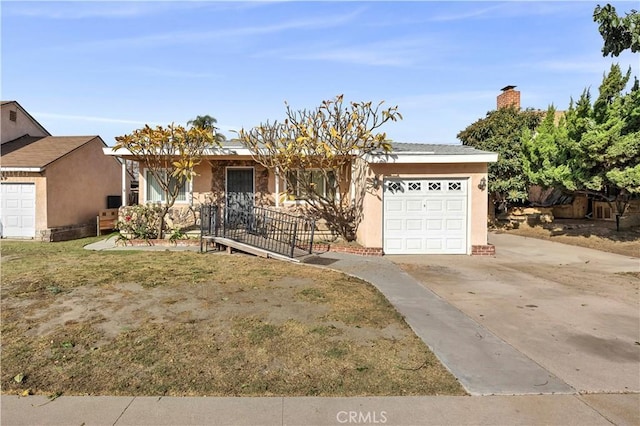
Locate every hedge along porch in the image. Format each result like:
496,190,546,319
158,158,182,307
104,141,497,255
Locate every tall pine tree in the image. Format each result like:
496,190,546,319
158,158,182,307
522,64,640,225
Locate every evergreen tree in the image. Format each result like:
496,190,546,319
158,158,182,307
457,106,542,211
522,64,640,224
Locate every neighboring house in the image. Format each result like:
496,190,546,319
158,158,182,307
106,140,498,255
1,101,123,240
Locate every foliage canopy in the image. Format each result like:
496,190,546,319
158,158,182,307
114,123,220,237
522,64,640,216
187,115,227,143
457,106,542,210
238,95,402,241
593,4,640,57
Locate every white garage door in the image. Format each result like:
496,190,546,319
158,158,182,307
1,183,36,238
384,178,467,254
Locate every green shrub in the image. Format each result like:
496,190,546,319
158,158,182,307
116,204,163,240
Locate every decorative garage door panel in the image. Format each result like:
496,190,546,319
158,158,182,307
383,179,467,254
1,183,36,238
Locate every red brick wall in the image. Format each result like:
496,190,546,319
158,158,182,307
497,89,520,109
471,244,496,256
313,244,384,256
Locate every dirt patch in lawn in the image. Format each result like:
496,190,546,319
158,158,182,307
496,219,639,258
1,238,464,397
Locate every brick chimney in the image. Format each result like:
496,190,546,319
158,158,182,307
497,85,520,109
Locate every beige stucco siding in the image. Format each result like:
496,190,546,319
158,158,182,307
44,138,122,227
1,175,48,234
357,162,489,251
1,103,49,144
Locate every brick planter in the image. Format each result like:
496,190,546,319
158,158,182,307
118,239,200,247
471,244,496,256
313,244,384,257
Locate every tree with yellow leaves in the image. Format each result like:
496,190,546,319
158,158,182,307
114,123,219,238
239,95,402,241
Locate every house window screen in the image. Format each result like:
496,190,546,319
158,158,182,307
146,171,186,203
286,170,336,199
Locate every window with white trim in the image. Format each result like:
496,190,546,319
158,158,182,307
286,170,336,200
146,170,187,203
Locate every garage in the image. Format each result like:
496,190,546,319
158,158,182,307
1,183,36,238
383,178,468,254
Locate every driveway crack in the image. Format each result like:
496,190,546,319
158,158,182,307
112,396,136,426
575,394,617,425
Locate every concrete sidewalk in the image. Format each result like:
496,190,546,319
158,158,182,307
2,393,638,425
310,252,573,396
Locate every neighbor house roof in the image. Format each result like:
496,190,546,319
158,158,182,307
1,135,103,171
1,100,52,137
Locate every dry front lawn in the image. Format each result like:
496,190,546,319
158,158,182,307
1,238,464,397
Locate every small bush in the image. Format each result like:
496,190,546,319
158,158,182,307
117,204,163,240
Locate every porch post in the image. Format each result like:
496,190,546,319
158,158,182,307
275,166,280,208
121,159,127,207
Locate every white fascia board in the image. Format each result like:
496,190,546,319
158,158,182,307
1,167,43,172
103,147,131,156
103,147,254,156
365,152,499,164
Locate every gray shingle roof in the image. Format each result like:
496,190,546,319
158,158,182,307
389,142,494,155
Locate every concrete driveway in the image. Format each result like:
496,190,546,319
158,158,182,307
391,232,640,394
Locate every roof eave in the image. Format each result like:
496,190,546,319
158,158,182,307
1,167,43,172
104,147,255,157
366,152,499,164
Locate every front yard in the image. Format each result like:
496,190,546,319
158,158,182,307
1,238,464,397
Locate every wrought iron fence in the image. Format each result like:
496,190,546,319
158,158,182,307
200,204,218,252
200,203,315,258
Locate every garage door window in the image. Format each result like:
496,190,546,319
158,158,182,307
428,182,441,191
448,182,462,191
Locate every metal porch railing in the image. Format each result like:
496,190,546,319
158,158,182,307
200,203,315,258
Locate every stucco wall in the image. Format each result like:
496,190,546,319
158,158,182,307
357,162,490,252
1,174,48,234
44,138,122,227
1,103,48,144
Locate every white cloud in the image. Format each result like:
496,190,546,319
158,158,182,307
54,7,365,51
428,3,507,22
125,66,220,79
256,36,440,67
3,1,212,20
392,90,498,109
427,1,588,23
32,112,161,126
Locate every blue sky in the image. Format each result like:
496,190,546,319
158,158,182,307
2,1,638,145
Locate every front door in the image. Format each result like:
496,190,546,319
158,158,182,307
226,168,255,213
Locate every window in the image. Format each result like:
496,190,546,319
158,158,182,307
408,182,421,191
146,170,187,203
428,182,441,191
9,110,17,122
286,170,336,200
386,181,403,193
448,182,462,191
